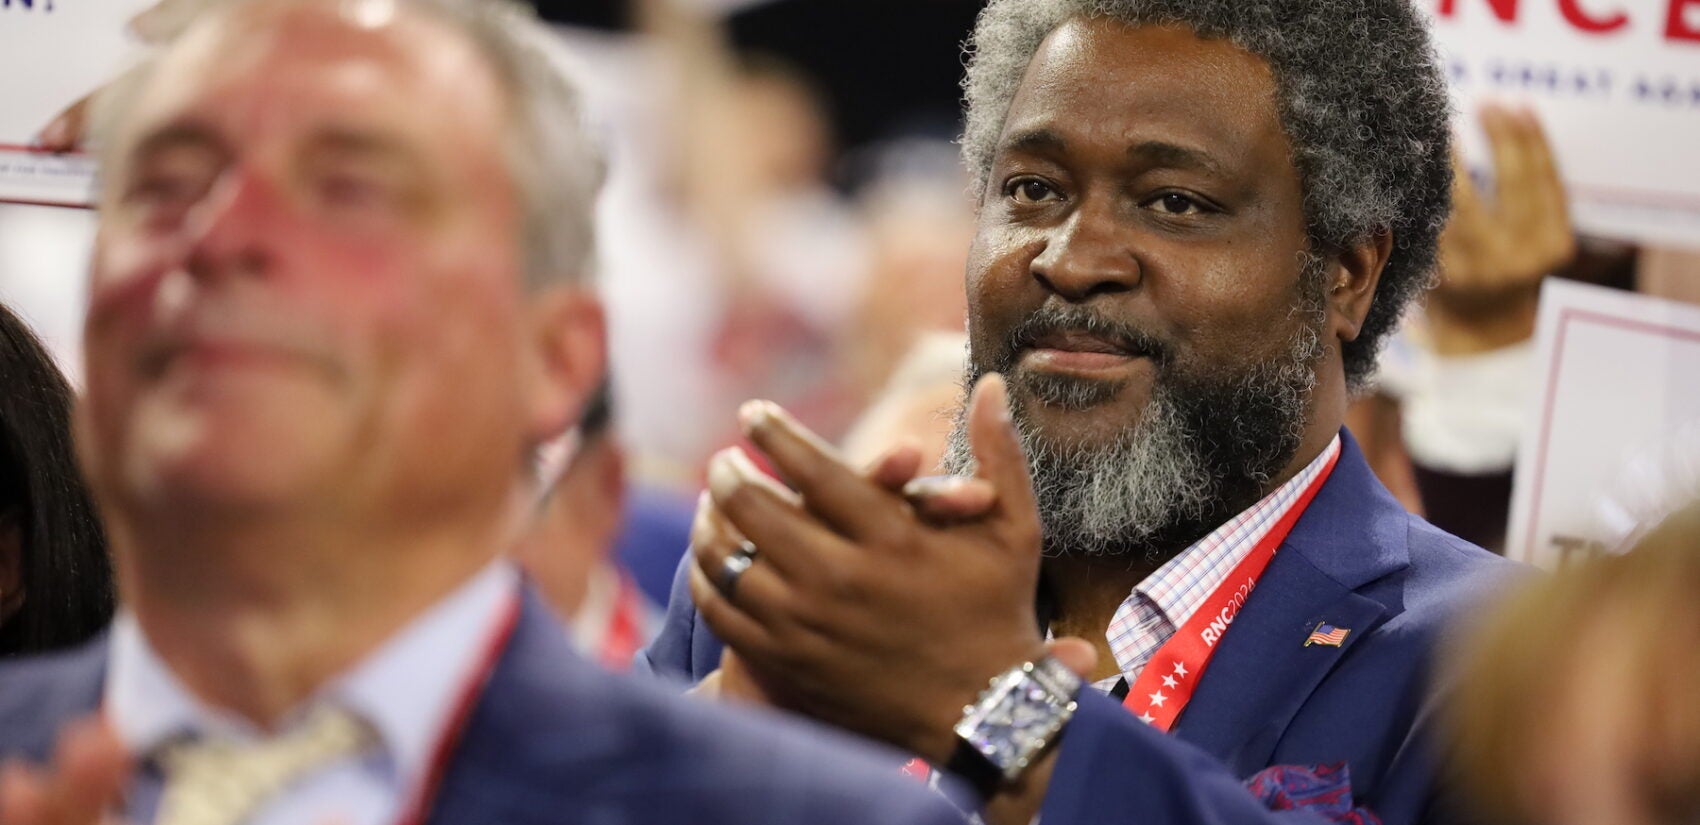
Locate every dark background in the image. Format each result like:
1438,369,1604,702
529,0,986,152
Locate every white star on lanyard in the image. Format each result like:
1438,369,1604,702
1162,675,1178,689
1138,712,1156,724
1149,690,1168,708
1173,662,1189,678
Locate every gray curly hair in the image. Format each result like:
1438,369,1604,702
961,0,1453,391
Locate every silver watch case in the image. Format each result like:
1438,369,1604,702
953,656,1082,781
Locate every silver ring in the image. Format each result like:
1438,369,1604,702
717,541,758,598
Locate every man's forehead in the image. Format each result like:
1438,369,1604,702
997,18,1283,159
1043,19,1271,71
128,0,500,136
167,0,429,71
1033,19,1274,111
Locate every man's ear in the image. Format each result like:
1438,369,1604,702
1327,229,1394,344
524,286,607,445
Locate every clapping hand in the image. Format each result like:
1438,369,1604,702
687,374,1050,764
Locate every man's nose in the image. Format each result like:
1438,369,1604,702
182,167,279,284
1028,199,1140,301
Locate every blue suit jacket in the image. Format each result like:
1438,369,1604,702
636,432,1523,824
0,590,966,825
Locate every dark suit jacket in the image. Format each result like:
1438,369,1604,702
0,589,967,825
636,431,1524,824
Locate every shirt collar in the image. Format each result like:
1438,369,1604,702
105,560,520,796
105,614,250,752
1137,434,1342,630
329,561,518,792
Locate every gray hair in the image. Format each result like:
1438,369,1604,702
92,0,603,290
961,0,1453,392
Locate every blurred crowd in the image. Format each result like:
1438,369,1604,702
0,0,1696,824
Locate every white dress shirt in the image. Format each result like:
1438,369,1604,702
105,562,520,825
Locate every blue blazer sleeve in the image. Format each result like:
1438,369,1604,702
633,550,723,684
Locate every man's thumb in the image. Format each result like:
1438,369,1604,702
1045,636,1098,679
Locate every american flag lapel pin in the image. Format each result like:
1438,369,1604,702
1305,622,1350,647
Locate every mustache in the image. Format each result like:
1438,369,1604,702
986,304,1173,373
135,307,342,377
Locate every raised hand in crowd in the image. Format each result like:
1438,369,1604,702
1427,103,1577,355
32,0,204,153
33,96,91,155
687,426,1006,707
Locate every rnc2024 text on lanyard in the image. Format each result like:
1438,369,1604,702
1116,448,1340,731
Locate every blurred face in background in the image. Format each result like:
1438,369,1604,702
1524,612,1668,825
80,0,544,532
1449,505,1700,825
730,68,832,193
850,184,973,398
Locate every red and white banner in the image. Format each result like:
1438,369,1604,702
1421,0,1700,249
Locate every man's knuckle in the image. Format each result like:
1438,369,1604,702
865,522,909,556
690,520,718,553
720,483,763,519
690,532,723,565
815,561,865,603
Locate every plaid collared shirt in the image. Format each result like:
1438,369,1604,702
1091,436,1343,694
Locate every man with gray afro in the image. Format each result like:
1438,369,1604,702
0,1,971,824
644,1,1521,824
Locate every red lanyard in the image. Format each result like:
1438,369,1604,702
392,589,522,825
598,573,649,671
1121,448,1339,731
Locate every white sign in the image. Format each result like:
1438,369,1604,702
0,0,152,206
1422,0,1700,250
1507,279,1700,569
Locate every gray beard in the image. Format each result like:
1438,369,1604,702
943,277,1326,563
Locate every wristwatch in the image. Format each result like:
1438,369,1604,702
947,656,1082,796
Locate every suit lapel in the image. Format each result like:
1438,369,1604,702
1171,549,1389,773
1171,431,1410,774
0,633,109,762
425,591,629,825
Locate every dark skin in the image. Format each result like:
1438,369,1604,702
691,18,1391,823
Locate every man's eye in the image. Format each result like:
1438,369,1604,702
1146,192,1207,215
316,174,390,208
121,174,209,226
127,175,201,206
1006,178,1061,205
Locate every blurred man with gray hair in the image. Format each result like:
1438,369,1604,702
0,2,966,823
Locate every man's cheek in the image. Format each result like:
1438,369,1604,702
361,275,512,384
87,236,180,323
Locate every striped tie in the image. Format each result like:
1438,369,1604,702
153,705,376,825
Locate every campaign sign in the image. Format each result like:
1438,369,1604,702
1507,280,1700,569
1423,0,1700,250
0,0,151,207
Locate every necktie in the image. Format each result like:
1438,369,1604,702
153,705,376,825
